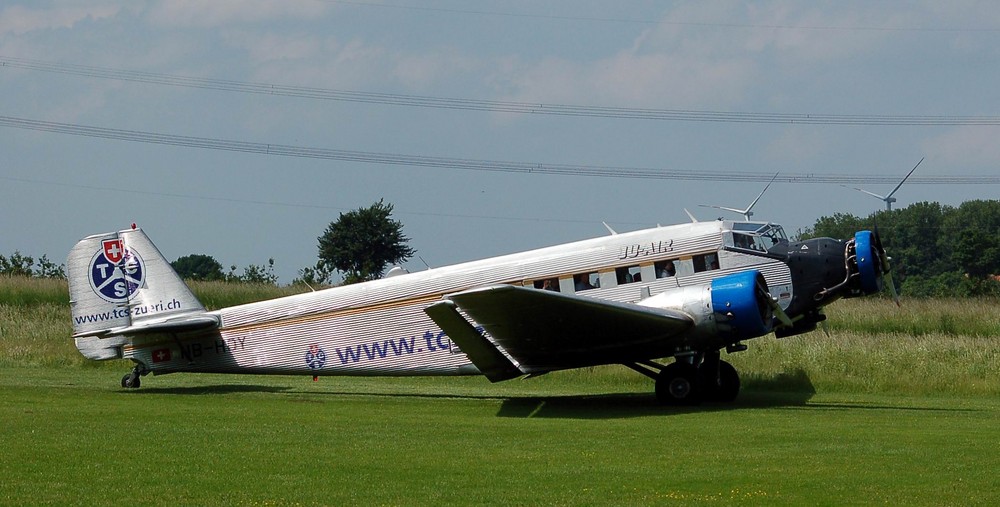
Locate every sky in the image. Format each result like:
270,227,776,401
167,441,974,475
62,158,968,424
2,1,999,283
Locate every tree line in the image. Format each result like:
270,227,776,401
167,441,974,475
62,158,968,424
5,199,999,297
1,200,412,288
799,199,1000,297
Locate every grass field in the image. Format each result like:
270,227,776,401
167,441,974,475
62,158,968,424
1,277,998,505
2,368,997,506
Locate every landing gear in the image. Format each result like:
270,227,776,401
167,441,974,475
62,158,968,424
655,362,702,406
627,353,743,406
700,359,740,402
120,364,146,389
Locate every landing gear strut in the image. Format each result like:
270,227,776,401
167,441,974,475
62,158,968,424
120,364,147,389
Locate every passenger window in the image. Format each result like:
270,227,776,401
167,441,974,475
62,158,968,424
615,265,641,284
654,260,676,278
693,253,720,273
533,278,560,292
573,272,599,291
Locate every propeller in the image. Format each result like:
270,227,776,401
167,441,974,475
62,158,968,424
754,273,794,328
872,225,900,306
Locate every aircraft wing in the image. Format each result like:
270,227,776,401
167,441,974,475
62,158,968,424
425,285,693,380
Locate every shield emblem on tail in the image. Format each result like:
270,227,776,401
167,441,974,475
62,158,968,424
103,239,125,264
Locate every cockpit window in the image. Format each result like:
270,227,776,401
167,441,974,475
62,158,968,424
730,223,786,250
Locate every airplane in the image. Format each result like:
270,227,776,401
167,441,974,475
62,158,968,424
67,217,894,405
843,158,924,211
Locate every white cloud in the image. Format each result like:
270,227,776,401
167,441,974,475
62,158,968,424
763,127,829,165
0,4,121,35
223,31,324,63
923,126,1000,169
146,0,328,28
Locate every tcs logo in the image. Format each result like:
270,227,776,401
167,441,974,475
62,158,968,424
89,239,145,303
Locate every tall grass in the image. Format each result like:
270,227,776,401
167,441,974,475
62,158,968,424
185,279,309,309
1,278,996,395
824,297,1000,337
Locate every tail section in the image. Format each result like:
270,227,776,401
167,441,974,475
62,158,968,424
67,227,218,360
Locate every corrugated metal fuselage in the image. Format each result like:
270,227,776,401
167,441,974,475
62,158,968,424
123,220,792,377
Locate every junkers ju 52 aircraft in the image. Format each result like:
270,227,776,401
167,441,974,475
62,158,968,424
68,217,895,405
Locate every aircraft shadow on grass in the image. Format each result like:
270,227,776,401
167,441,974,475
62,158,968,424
124,384,294,395
497,368,817,420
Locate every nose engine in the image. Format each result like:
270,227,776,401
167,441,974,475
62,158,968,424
778,229,895,326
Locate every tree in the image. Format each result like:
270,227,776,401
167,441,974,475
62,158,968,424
805,199,1000,297
317,199,415,284
171,254,225,281
226,258,279,285
0,252,65,278
293,261,335,287
0,251,35,277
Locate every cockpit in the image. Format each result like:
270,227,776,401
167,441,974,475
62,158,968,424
725,222,787,254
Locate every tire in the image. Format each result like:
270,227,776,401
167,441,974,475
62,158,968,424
655,362,702,406
702,360,740,403
121,373,141,389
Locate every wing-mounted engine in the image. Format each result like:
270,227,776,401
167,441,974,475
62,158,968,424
639,270,783,348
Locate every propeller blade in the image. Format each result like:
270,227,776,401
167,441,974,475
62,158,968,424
885,270,900,307
756,278,794,327
872,225,900,305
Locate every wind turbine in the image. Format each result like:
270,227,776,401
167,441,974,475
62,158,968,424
844,158,924,211
699,173,778,221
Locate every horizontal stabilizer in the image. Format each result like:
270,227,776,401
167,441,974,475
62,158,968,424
73,312,220,338
425,300,523,382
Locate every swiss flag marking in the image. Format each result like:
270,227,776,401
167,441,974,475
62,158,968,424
151,348,171,363
103,239,125,263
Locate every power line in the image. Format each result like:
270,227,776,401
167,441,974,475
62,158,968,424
4,56,1000,126
0,174,640,226
2,114,998,185
324,1,1000,33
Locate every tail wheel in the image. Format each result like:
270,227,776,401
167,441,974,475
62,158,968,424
655,362,702,406
120,373,141,389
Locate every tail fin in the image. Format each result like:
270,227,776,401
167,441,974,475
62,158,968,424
67,227,218,358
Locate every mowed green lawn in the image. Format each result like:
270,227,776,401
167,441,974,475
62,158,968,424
2,366,996,506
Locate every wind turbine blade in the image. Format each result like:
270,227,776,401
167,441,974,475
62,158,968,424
887,157,924,198
683,208,699,223
700,204,746,214
745,173,778,214
843,185,888,200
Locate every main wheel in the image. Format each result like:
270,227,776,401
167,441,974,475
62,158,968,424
655,362,702,406
701,360,740,402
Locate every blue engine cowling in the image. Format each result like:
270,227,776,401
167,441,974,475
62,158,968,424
853,230,883,295
710,270,773,339
639,269,776,344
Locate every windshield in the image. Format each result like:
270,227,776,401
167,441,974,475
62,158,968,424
730,223,787,251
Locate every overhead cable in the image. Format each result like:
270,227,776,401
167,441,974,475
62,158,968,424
2,114,998,185
4,56,1000,126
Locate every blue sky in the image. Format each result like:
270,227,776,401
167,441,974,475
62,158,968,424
2,1,999,283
